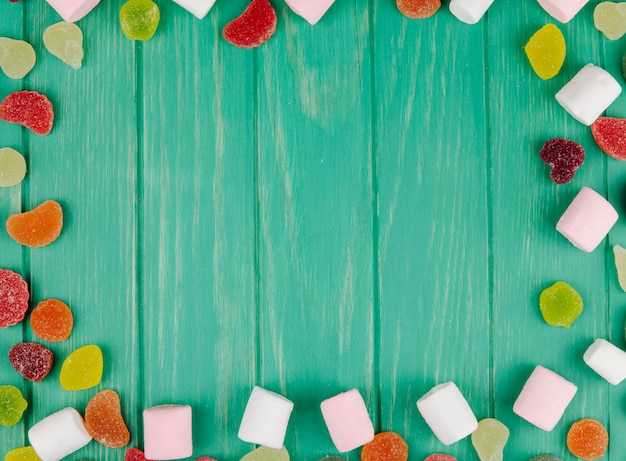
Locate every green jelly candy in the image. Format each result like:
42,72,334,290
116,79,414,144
529,456,561,461
622,54,626,82
471,418,509,461
120,0,160,41
0,37,36,79
0,385,28,426
317,458,344,461
539,281,583,328
5,447,42,461
240,447,289,461
614,245,626,292
43,22,84,69
0,147,26,187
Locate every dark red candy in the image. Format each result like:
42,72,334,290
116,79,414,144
125,448,156,461
591,117,626,161
0,91,54,135
9,342,54,382
0,269,29,328
223,0,277,48
539,138,585,184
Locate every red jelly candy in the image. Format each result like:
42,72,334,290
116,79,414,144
361,432,408,461
539,138,585,184
424,455,458,461
9,342,54,382
567,418,608,460
591,117,626,161
0,269,29,328
0,91,54,135
125,448,156,461
195,458,218,461
223,0,277,48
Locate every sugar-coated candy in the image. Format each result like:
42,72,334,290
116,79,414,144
594,2,626,40
43,22,83,69
172,0,215,19
537,0,591,23
556,187,618,252
614,245,626,291
120,0,160,41
84,389,130,448
591,117,626,161
529,456,561,461
45,0,100,22
424,455,458,461
555,64,622,126
6,200,64,248
29,408,92,461
285,0,335,24
397,0,441,19
144,404,193,460
539,281,582,327
361,432,408,461
583,338,626,384
318,457,344,461
9,342,54,382
513,365,577,431
449,0,494,24
567,418,608,460
195,457,218,461
0,385,27,426
525,24,565,80
240,447,289,461
125,448,155,461
30,298,73,342
0,38,36,79
0,269,29,328
0,147,26,187
238,386,294,449
539,138,584,184
0,91,54,135
321,389,375,452
623,54,626,81
471,418,509,461
5,447,42,461
223,0,277,48
60,344,103,391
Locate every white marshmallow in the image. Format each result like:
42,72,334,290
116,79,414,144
416,382,478,445
238,386,294,449
28,408,92,461
584,339,626,385
556,64,622,126
449,0,495,24
171,0,216,19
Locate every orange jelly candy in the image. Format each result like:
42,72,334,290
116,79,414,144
361,432,408,461
84,389,131,448
30,298,73,342
567,418,608,460
6,200,63,247
397,0,441,18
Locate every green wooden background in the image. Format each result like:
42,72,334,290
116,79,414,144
1,0,626,460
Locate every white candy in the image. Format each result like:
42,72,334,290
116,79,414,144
584,339,626,385
172,0,216,19
238,386,294,449
416,382,478,445
556,64,622,126
28,408,92,461
449,0,495,24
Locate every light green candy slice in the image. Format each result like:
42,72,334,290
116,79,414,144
43,22,84,69
240,447,289,461
471,418,509,461
0,38,36,79
0,385,28,427
594,2,626,40
120,0,160,41
614,245,626,292
539,281,583,328
5,447,42,461
0,147,27,187
317,457,344,461
529,456,561,461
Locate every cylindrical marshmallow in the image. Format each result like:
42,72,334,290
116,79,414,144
537,0,591,23
238,386,294,449
28,407,92,461
555,64,622,126
144,404,193,460
172,0,216,19
584,339,626,385
449,0,495,24
415,382,478,445
320,389,374,452
285,0,336,25
556,186,618,252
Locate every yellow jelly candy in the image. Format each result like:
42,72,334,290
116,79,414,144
0,385,28,426
0,147,27,187
60,344,103,391
594,2,626,40
5,447,42,461
525,24,566,80
614,245,626,292
539,281,583,328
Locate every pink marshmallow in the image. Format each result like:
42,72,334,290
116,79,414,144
536,0,591,23
556,187,618,252
513,365,577,431
285,0,336,25
45,0,101,22
320,389,374,452
144,405,193,460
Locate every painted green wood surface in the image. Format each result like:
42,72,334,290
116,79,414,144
1,0,626,460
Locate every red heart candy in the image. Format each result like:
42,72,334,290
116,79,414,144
591,117,626,161
223,0,277,48
125,448,156,461
539,138,585,185
9,342,54,382
0,91,54,135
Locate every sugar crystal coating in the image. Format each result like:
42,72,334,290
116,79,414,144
539,281,582,327
471,418,509,461
0,91,54,135
0,147,27,187
529,456,561,461
566,418,608,460
525,24,566,80
125,448,155,461
5,447,42,461
223,0,277,48
424,455,458,461
0,269,29,328
195,457,218,461
317,457,344,461
0,38,36,79
43,22,83,69
539,138,584,184
84,389,130,448
594,2,626,40
591,117,626,161
614,245,626,291
0,385,28,426
60,344,103,391
397,0,441,18
30,298,73,342
6,200,63,248
240,447,289,461
9,342,54,382
361,432,408,461
120,0,160,41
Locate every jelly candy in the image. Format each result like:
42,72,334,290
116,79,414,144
397,0,441,18
0,269,29,328
614,245,626,291
5,447,42,461
43,22,84,69
529,456,561,461
594,2,626,40
361,432,408,461
60,344,103,391
591,117,626,161
120,0,160,41
30,298,73,342
0,147,26,187
125,449,155,461
567,418,608,460
0,91,54,136
223,0,277,48
195,458,218,461
9,342,54,382
623,54,626,82
525,24,566,80
424,455,458,461
85,389,130,448
471,418,509,461
0,385,27,426
539,281,583,327
6,200,63,248
317,458,344,461
0,38,36,79
240,446,289,461
539,138,584,184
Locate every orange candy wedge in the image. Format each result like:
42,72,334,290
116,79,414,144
85,389,131,448
397,0,441,18
6,200,63,247
30,298,73,342
361,432,408,461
